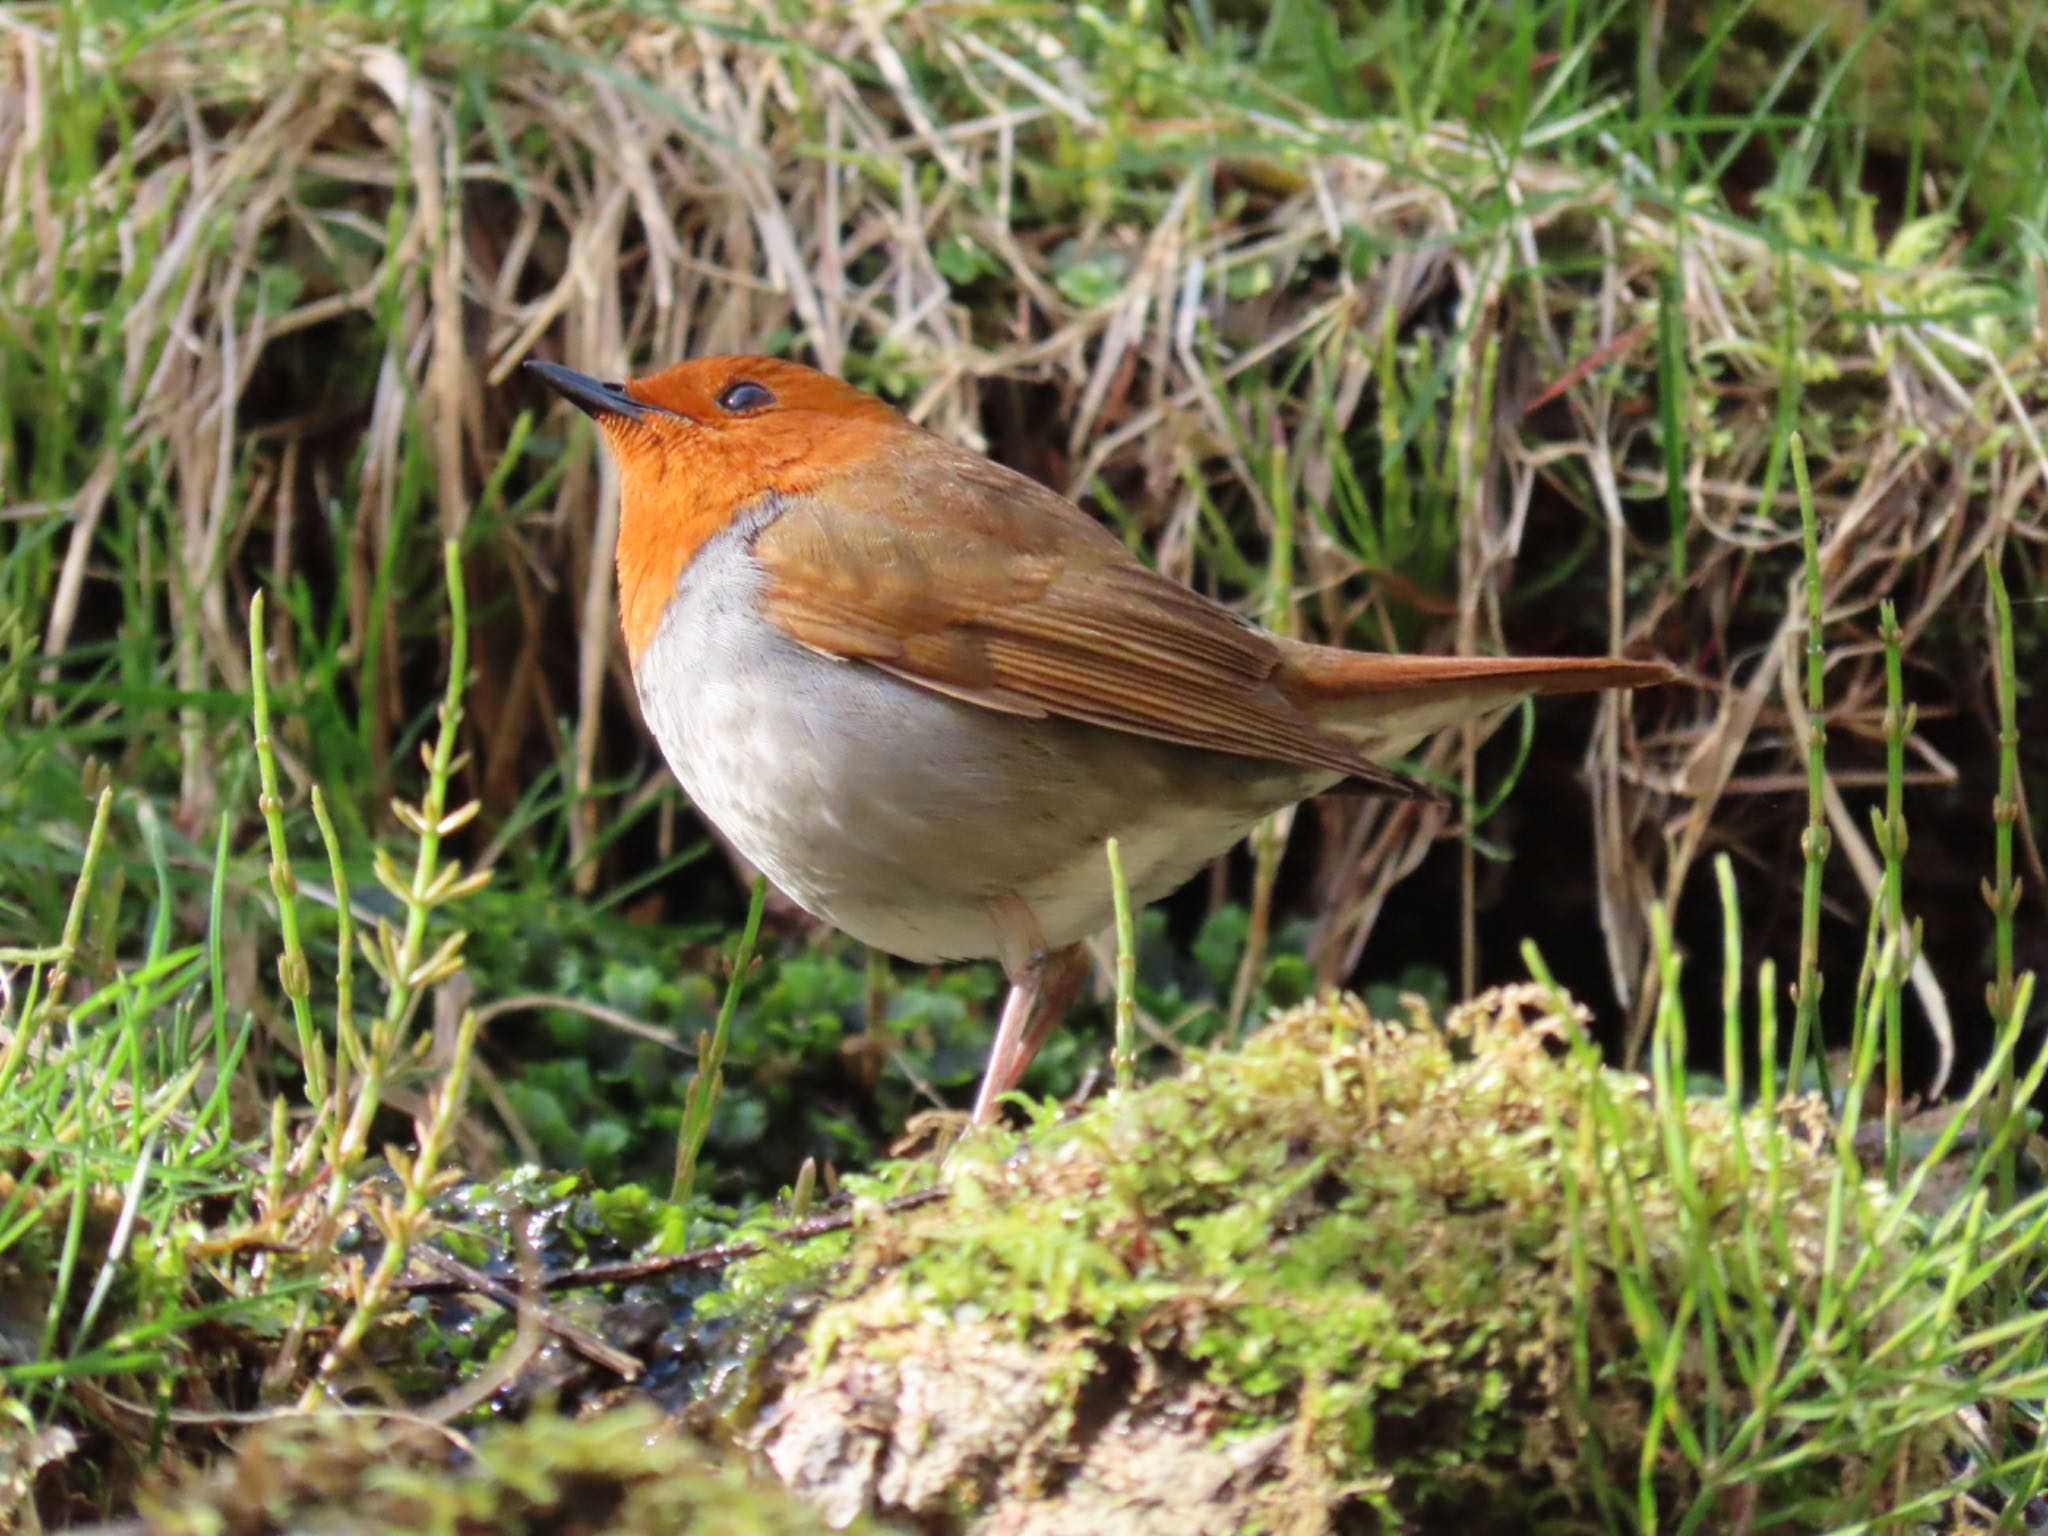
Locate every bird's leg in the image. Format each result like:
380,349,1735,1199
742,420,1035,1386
971,942,1091,1125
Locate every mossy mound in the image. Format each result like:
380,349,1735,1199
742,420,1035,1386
744,988,1954,1533
138,1402,892,1536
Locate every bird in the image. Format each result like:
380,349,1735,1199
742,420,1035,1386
529,353,1673,1123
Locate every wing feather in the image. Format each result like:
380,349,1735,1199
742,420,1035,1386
752,442,1435,800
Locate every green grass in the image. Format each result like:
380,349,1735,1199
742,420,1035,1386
1,0,2043,1526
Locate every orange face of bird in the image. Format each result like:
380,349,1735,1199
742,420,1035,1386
528,355,908,663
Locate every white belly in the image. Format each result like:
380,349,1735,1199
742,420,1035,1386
633,521,1326,964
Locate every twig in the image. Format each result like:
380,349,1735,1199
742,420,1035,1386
393,1187,948,1298
410,1247,642,1381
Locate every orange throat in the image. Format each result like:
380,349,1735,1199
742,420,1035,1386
615,491,720,668
609,426,761,667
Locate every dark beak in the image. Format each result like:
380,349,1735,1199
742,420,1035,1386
525,360,649,422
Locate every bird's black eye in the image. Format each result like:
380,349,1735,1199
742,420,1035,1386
716,380,775,413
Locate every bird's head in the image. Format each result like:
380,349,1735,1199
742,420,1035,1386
528,354,907,662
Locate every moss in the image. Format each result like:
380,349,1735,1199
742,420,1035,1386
743,988,1948,1532
139,1401,894,1536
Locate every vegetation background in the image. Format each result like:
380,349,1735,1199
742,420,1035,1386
2,0,2044,1529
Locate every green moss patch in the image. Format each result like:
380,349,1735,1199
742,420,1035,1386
140,1402,893,1536
745,989,1970,1532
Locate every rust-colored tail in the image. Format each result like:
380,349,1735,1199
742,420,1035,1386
1281,645,1675,754
1284,648,1675,703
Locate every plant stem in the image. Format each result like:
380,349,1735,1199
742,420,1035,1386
674,876,768,1202
247,591,326,1111
310,788,360,1152
0,787,113,1096
1657,263,1688,583
298,1005,482,1410
1787,433,1830,1100
322,540,483,1220
1875,600,1911,1188
1108,837,1137,1096
1984,548,2022,1209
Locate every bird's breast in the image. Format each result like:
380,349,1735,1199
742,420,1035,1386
631,517,1328,963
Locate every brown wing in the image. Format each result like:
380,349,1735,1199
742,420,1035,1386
750,439,1437,799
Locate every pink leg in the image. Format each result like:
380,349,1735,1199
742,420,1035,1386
971,943,1090,1125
